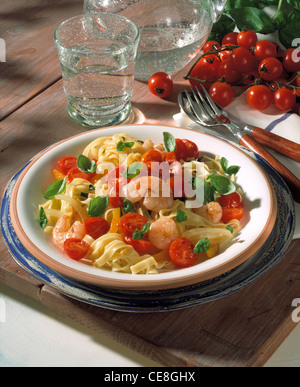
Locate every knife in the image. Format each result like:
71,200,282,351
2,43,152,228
222,110,300,163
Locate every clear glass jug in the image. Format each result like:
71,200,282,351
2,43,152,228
84,0,227,81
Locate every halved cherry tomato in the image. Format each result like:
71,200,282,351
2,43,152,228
118,213,149,237
169,237,198,268
84,217,110,240
221,207,244,223
58,156,77,175
218,192,243,208
141,149,163,163
66,167,95,183
124,236,153,254
64,238,90,260
108,178,125,208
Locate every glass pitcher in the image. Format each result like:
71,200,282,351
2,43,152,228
84,0,227,81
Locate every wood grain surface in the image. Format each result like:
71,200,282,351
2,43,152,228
1,0,300,368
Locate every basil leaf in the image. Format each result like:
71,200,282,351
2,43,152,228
163,132,176,153
123,162,143,179
286,0,300,11
278,11,300,48
229,7,275,34
193,178,216,204
132,230,144,240
44,178,66,199
142,222,150,233
220,157,228,172
39,207,48,228
87,195,109,217
226,225,234,233
117,140,135,152
77,154,97,174
208,14,236,43
209,175,236,195
176,209,187,223
122,198,135,214
220,157,240,176
193,238,210,254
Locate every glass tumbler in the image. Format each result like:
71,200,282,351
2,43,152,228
54,13,140,128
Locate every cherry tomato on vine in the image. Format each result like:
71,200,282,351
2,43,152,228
218,59,242,84
282,48,300,73
222,32,238,46
231,47,256,73
237,30,258,49
241,70,260,85
209,82,234,107
254,40,277,62
148,72,173,98
258,57,283,81
273,88,296,111
169,237,199,268
188,63,216,90
203,40,221,53
247,85,273,111
198,54,221,77
297,76,300,87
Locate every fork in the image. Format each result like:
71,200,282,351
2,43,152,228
185,86,300,203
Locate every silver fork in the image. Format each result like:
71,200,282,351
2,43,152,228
184,86,300,203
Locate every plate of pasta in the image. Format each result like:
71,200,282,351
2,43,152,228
10,125,277,290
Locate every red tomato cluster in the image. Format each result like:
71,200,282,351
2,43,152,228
187,30,300,113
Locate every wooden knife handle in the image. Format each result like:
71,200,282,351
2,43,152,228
250,126,300,163
239,134,300,203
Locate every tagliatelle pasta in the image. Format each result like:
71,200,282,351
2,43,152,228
38,132,245,274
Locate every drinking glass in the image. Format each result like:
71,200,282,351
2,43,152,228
54,13,140,127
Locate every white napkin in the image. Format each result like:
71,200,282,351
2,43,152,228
173,90,300,239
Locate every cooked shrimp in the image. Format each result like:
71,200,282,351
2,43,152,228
52,215,86,249
142,138,154,152
194,201,223,224
148,218,179,250
124,176,174,212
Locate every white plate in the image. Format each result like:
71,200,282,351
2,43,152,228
10,125,277,290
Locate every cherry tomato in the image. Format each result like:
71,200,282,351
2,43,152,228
218,59,242,84
84,217,110,239
247,85,273,111
282,48,300,73
118,213,149,237
254,40,277,62
66,167,95,183
108,178,125,208
273,88,296,111
297,76,300,87
189,63,216,91
174,138,200,161
222,32,238,46
64,238,90,260
124,236,153,254
237,30,258,49
148,72,173,98
221,208,244,223
141,149,163,163
209,82,234,107
241,70,260,86
203,40,221,53
218,192,243,208
218,45,234,62
57,156,77,175
258,57,283,81
198,54,221,77
270,78,291,91
169,237,199,268
231,47,256,73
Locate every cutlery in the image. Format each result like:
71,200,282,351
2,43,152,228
179,86,300,203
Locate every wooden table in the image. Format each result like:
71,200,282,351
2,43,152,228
1,0,300,367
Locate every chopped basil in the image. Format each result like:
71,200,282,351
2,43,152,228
142,222,150,233
193,238,210,254
44,178,66,199
226,225,234,233
87,195,109,217
122,198,135,214
176,209,187,223
163,132,176,153
39,207,48,228
77,154,97,174
209,175,236,195
123,162,143,179
220,157,240,176
117,140,135,152
132,222,150,240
